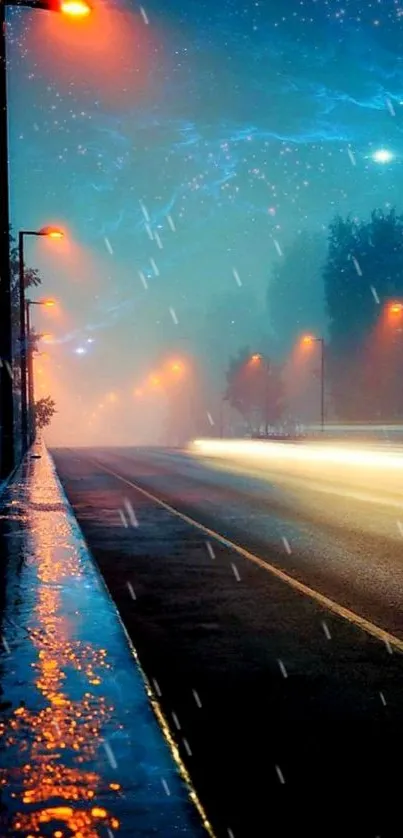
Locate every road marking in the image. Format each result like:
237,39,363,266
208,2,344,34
92,460,403,654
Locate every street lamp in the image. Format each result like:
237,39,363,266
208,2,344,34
302,334,325,431
18,227,62,453
26,299,56,446
0,0,90,477
247,352,272,435
386,300,403,318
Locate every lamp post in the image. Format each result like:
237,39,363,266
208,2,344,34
0,0,91,478
302,335,325,431
249,353,272,435
19,227,62,453
26,299,55,446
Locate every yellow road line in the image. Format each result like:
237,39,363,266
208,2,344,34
95,459,403,654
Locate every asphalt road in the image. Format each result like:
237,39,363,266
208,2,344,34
51,445,403,838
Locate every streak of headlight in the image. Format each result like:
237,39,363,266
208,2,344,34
190,439,403,470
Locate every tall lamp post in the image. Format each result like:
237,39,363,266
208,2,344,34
302,335,325,431
26,299,55,446
249,353,272,435
0,0,91,478
19,226,63,453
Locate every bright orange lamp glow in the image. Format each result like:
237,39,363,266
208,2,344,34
42,299,56,308
302,334,314,345
39,226,64,239
59,0,92,17
170,360,185,375
388,301,403,315
250,353,262,363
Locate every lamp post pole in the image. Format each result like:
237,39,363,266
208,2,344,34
18,228,60,453
301,335,325,431
319,337,325,432
18,232,29,452
0,2,15,477
26,301,36,446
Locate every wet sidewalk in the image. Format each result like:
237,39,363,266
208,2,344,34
0,444,211,837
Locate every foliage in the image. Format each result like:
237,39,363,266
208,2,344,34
268,231,328,359
225,347,284,432
35,396,57,430
9,228,42,358
323,208,403,419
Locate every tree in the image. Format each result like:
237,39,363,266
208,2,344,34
35,396,56,430
225,347,283,433
10,228,42,357
268,230,328,359
323,208,403,419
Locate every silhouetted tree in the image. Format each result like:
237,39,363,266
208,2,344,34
35,396,56,430
323,208,403,419
268,230,328,359
225,347,283,433
9,227,42,372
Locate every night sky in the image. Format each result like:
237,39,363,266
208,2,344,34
6,0,403,443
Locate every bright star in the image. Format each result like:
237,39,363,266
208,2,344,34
372,148,394,164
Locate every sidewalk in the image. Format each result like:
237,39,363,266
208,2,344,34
0,443,211,837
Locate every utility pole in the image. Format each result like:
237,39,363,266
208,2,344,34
320,338,325,432
0,2,15,477
18,232,28,453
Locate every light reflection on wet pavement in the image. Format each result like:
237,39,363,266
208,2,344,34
0,446,208,837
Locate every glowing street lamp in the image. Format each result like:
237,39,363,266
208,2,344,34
149,374,162,390
38,226,64,239
301,334,325,431
59,0,91,16
18,228,63,453
387,301,403,316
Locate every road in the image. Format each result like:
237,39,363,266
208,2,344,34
52,444,403,838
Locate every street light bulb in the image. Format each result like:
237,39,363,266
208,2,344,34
39,226,64,239
60,0,92,17
302,334,314,345
250,354,262,363
171,361,184,374
389,302,403,315
43,299,56,307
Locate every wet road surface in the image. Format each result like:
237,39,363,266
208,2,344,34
0,446,208,838
52,445,403,838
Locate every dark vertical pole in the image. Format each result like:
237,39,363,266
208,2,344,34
26,302,35,445
19,232,28,452
265,360,270,436
320,338,325,431
0,3,15,477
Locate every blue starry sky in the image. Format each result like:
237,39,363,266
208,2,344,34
6,0,403,442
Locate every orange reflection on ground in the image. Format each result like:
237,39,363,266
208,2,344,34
0,454,121,836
